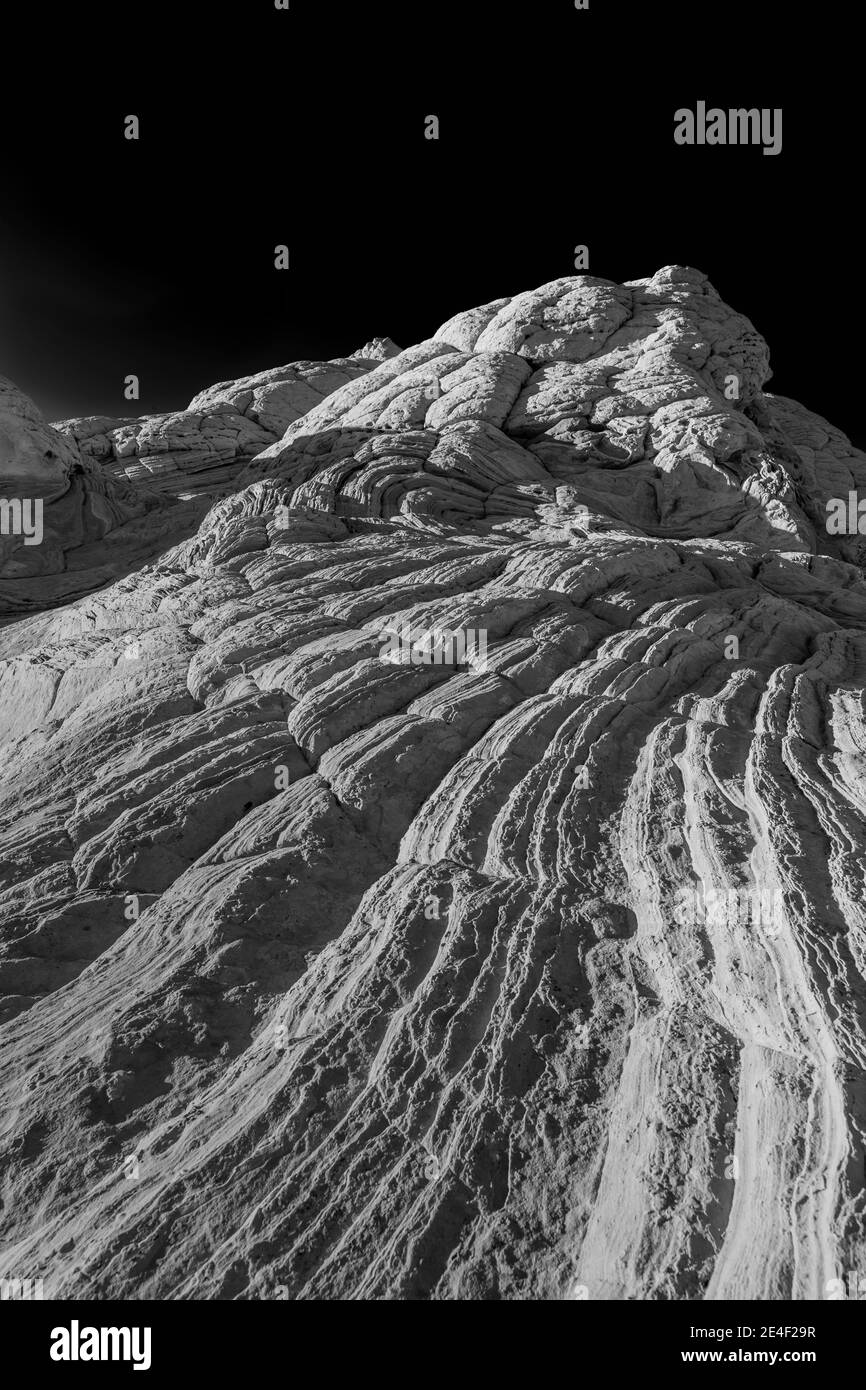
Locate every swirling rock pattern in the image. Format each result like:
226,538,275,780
0,376,173,621
54,344,401,500
0,347,403,621
1,268,865,1301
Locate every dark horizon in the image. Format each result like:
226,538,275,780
2,0,862,445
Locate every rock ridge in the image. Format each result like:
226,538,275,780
1,269,865,1301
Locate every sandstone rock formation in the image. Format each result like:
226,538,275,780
0,377,174,620
1,346,403,621
54,344,401,500
1,268,865,1301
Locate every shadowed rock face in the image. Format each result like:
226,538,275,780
1,268,865,1301
53,345,402,501
0,376,163,585
0,376,195,622
0,347,402,622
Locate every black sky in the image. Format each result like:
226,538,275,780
2,1,862,444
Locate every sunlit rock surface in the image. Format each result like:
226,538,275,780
1,269,866,1301
54,347,401,500
0,376,172,619
0,349,402,621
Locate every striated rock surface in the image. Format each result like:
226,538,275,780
0,377,181,622
55,348,401,501
1,349,403,621
1,268,866,1301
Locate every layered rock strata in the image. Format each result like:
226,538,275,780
54,341,401,500
1,270,865,1301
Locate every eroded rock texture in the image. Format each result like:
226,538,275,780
0,377,174,620
1,268,865,1300
54,343,401,500
0,347,403,622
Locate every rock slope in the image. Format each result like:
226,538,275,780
54,340,401,500
0,343,401,621
1,268,865,1300
0,377,172,620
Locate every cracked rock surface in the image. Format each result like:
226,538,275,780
0,377,173,621
1,268,865,1300
0,348,402,621
54,346,401,501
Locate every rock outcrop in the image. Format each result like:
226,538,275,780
0,376,180,622
55,347,402,500
1,269,865,1301
0,347,403,621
